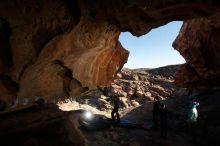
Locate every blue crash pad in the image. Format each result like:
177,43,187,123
114,119,137,128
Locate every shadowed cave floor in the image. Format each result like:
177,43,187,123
1,90,220,146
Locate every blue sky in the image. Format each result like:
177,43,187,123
119,21,185,69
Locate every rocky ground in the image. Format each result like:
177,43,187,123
56,65,198,146
56,89,220,146
58,65,188,113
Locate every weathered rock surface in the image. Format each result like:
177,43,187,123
0,0,220,112
174,14,220,88
0,0,129,111
0,104,74,146
0,1,220,145
76,65,189,111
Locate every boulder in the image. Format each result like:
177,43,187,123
144,92,152,97
100,95,108,100
136,90,144,98
120,97,129,108
149,85,170,98
131,100,139,107
116,73,122,79
119,90,127,97
133,74,139,81
144,95,154,101
98,98,110,109
127,87,135,96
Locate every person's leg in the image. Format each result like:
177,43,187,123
115,108,120,123
111,108,116,121
164,122,167,138
191,123,197,144
111,111,115,121
161,123,164,137
153,115,158,130
188,122,197,144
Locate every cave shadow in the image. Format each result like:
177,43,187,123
121,102,153,123
0,18,13,69
0,103,79,146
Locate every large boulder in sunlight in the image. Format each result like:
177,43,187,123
174,14,220,88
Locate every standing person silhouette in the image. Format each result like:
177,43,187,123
111,88,120,123
187,101,199,143
152,96,161,130
160,103,168,138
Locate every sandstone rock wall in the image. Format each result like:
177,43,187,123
0,0,220,112
0,0,129,111
174,14,220,88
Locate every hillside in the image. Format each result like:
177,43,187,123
59,64,187,112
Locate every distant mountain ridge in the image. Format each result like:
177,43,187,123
122,64,181,79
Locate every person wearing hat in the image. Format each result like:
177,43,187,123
187,101,199,123
187,101,199,143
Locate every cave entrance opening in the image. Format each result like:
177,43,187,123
119,21,185,69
